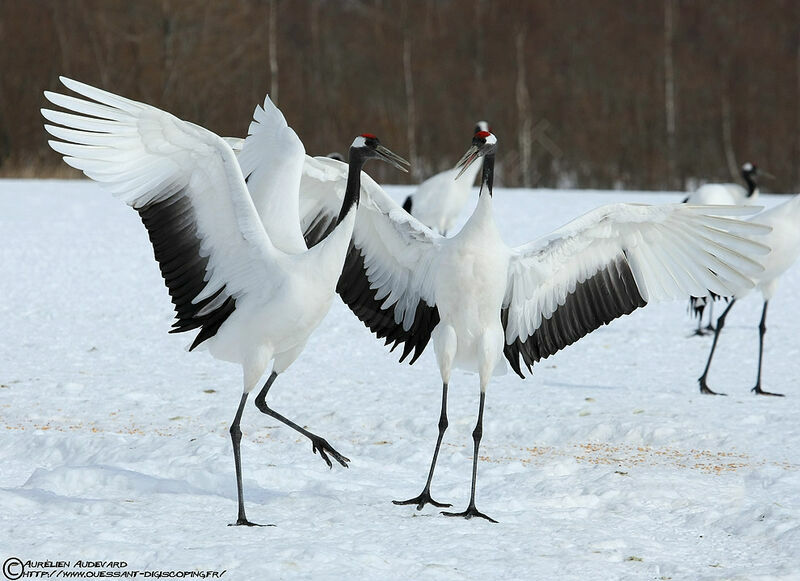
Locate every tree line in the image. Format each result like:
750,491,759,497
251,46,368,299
2,0,799,192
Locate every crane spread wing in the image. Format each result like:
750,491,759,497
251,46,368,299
231,96,308,254
502,203,771,377
300,156,442,363
43,77,279,350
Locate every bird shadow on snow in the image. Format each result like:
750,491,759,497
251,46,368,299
14,464,252,504
540,380,621,392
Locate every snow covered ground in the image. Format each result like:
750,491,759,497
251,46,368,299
1,180,799,580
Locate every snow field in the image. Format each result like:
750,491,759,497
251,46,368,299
1,180,798,579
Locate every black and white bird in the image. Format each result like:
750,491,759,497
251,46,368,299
697,194,800,396
296,130,770,522
401,121,489,235
685,162,763,207
41,77,409,526
685,162,765,335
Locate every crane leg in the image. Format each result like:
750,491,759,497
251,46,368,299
393,382,453,510
254,372,350,468
751,301,784,396
442,389,497,523
228,392,268,527
698,299,736,395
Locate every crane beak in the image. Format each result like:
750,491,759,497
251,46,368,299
376,144,410,173
455,145,481,179
760,170,775,180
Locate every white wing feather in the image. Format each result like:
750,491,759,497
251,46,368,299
504,203,770,345
42,77,280,310
235,96,307,254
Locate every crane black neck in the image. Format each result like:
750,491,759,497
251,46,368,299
336,151,366,225
743,171,757,197
480,153,495,197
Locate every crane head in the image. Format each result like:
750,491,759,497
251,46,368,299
742,162,774,183
474,120,490,134
350,134,409,172
455,130,497,179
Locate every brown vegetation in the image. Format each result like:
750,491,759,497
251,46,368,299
1,0,798,191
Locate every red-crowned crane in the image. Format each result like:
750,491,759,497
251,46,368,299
42,77,408,526
296,131,771,522
697,194,800,396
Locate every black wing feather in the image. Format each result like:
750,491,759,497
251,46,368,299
503,254,646,378
137,193,236,351
336,243,439,365
303,212,338,249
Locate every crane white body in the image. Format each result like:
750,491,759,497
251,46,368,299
431,193,509,379
687,183,750,205
208,238,348,386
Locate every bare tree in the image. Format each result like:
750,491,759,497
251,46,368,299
269,0,279,104
403,32,419,180
515,27,533,188
796,31,800,190
664,0,678,189
721,92,738,180
474,0,486,87
2,0,800,191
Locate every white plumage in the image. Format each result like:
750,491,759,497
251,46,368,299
294,130,771,521
42,77,408,526
684,162,763,334
401,121,489,235
697,194,800,396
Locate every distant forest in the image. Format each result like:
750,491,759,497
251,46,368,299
2,0,800,192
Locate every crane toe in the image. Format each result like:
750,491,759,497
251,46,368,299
392,490,452,510
752,386,785,397
691,328,712,337
228,518,273,527
698,378,727,396
311,437,350,468
442,505,498,524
